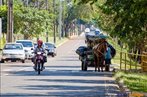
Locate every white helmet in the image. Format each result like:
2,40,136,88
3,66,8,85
85,28,90,33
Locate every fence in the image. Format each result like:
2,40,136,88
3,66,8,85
120,51,147,72
142,52,147,72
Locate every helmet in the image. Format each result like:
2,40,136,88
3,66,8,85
37,39,43,46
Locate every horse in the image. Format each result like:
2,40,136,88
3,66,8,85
93,39,107,72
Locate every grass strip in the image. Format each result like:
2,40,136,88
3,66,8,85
115,71,147,92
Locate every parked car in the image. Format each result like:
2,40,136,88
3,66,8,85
1,43,25,63
16,40,34,59
45,42,56,57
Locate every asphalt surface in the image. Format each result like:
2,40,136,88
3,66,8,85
0,35,122,97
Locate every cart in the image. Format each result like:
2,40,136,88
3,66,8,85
76,33,110,71
76,35,100,71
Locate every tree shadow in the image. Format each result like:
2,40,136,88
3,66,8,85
1,67,121,97
6,67,113,77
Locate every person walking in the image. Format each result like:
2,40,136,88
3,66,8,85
105,44,112,71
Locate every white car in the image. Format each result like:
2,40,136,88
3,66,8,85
16,40,34,59
1,43,25,63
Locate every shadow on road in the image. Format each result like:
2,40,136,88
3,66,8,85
6,67,113,77
1,77,120,97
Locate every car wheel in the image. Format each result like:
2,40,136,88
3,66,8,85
52,54,55,57
22,60,25,63
1,59,5,63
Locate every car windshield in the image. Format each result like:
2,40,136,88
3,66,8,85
16,41,33,47
4,44,23,50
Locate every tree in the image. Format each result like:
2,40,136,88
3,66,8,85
75,0,147,53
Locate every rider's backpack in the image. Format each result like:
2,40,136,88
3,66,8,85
108,44,116,58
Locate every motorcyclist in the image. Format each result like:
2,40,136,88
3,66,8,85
33,39,46,70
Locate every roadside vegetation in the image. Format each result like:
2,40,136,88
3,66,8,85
114,71,147,92
107,37,147,93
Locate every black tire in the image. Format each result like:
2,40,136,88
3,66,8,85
52,54,55,57
84,61,88,71
82,60,87,71
37,62,41,75
22,60,25,63
81,61,84,71
1,59,4,63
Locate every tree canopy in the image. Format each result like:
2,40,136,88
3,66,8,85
75,0,147,52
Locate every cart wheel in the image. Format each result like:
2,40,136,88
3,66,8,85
1,59,5,63
22,60,25,63
81,61,84,71
83,60,87,71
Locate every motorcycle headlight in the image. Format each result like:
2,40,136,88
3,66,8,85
37,52,42,54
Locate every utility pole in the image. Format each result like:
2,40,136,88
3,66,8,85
62,0,65,37
46,0,49,42
53,0,56,44
0,18,2,39
0,1,1,5
58,0,62,40
26,0,29,6
7,0,13,42
0,0,2,39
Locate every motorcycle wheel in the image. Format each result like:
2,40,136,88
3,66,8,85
37,62,41,75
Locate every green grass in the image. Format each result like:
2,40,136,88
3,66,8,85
108,37,147,92
115,71,147,92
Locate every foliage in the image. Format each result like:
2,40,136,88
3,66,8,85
102,0,147,51
0,0,54,39
0,5,7,33
75,0,147,53
115,71,147,92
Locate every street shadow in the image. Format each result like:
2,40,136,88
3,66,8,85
0,93,50,97
57,59,80,61
27,78,113,84
12,84,121,97
1,70,122,97
47,65,81,68
7,68,113,77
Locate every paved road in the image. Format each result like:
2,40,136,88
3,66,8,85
0,36,122,97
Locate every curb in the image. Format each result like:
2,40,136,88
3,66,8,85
115,78,147,97
56,38,69,48
56,35,79,47
68,35,78,39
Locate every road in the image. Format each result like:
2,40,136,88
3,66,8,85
0,35,122,97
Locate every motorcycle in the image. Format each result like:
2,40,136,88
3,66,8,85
34,51,46,75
